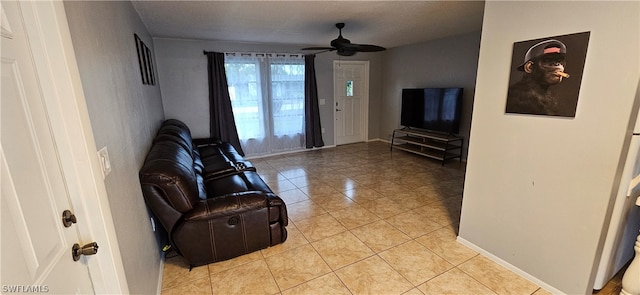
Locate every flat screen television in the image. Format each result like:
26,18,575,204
400,88,463,134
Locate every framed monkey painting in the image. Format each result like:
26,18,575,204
505,32,590,117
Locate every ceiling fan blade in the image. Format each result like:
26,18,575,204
343,43,386,52
301,46,336,51
337,48,357,56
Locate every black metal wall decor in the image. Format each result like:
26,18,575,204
135,33,156,85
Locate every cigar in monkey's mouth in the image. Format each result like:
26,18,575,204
555,72,570,78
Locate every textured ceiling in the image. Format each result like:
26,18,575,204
131,1,485,49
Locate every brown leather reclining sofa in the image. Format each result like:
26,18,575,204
139,119,288,267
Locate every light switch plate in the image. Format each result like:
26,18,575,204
97,146,111,178
319,99,325,105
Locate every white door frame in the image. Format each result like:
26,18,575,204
16,1,128,293
333,60,370,145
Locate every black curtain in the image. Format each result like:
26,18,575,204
205,51,244,156
304,54,324,148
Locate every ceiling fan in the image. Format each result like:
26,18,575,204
302,23,386,56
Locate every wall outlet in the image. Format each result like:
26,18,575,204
97,146,111,179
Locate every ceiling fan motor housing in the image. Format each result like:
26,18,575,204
301,22,385,56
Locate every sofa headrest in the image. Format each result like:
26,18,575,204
162,119,191,134
140,140,199,213
154,125,194,156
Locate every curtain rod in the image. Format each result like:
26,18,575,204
203,50,306,58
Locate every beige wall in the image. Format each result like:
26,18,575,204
64,2,166,294
459,1,640,294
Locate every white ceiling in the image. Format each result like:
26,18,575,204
131,1,485,50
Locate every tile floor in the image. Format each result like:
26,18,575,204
160,142,552,295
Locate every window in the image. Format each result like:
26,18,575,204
225,54,305,156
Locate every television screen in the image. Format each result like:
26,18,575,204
400,88,463,134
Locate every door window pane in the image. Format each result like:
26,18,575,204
346,80,353,96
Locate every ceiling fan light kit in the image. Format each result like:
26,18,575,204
302,23,386,56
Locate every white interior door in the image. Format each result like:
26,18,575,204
334,61,369,145
1,0,95,293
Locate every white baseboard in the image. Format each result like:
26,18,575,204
244,144,337,160
156,256,165,295
370,138,391,143
456,236,565,295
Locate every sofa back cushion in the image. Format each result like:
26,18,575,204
140,140,200,213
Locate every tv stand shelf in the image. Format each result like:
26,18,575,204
391,128,463,165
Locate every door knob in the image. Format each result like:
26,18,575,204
72,242,99,261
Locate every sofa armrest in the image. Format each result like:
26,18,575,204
183,191,269,221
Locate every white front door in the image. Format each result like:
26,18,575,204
1,0,102,293
334,61,369,145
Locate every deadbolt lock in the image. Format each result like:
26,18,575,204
72,242,99,261
62,210,77,227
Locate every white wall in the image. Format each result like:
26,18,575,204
64,2,166,294
459,1,639,294
379,31,482,159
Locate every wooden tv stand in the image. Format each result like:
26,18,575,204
390,128,463,165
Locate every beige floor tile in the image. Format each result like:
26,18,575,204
161,276,212,295
343,186,386,203
260,225,309,258
311,231,375,270
385,209,443,238
161,256,209,290
360,179,402,194
358,196,407,218
415,227,478,265
458,255,539,295
412,185,445,205
299,183,340,198
403,288,426,295
311,192,357,212
335,255,413,295
372,181,409,197
288,175,323,189
294,213,347,242
265,244,332,290
321,175,360,191
277,188,310,205
280,273,351,295
379,241,454,285
278,167,309,179
418,268,496,295
269,178,298,194
329,203,380,229
386,191,432,210
209,259,280,295
393,175,433,188
349,173,386,186
286,199,326,222
207,251,263,275
413,203,457,226
350,220,411,253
